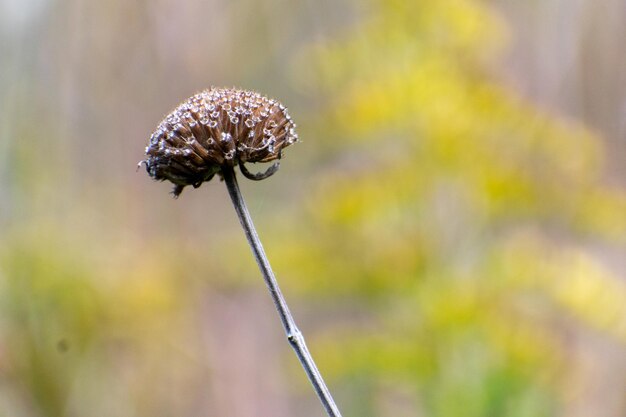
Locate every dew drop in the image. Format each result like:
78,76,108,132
221,132,232,143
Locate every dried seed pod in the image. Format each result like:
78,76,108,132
141,87,299,197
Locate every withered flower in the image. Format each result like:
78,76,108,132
140,88,342,417
142,87,298,197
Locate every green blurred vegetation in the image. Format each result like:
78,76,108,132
1,0,625,416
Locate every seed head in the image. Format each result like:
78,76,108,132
141,87,298,197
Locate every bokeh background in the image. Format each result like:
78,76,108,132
1,0,625,416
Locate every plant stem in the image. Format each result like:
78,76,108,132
222,166,343,417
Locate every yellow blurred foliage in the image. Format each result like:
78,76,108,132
275,0,626,414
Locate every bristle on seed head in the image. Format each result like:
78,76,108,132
141,87,298,197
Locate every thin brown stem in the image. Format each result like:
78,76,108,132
222,166,343,417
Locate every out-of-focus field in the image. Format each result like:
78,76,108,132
1,0,625,416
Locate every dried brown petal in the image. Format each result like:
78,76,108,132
141,87,298,197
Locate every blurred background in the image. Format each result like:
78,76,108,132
1,0,625,415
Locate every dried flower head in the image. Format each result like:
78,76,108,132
141,87,298,197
